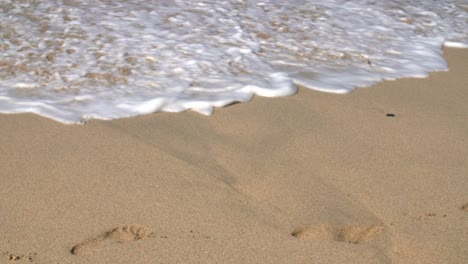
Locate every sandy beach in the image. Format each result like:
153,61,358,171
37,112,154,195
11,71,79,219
1,48,467,263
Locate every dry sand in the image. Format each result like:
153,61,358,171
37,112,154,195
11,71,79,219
1,48,467,263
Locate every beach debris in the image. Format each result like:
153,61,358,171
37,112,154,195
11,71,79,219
386,113,396,117
2,251,37,262
359,54,372,65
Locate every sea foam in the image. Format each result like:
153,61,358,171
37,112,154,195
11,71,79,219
0,0,467,124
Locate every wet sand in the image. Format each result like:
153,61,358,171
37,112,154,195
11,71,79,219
1,48,467,263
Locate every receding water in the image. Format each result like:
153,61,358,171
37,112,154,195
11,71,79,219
0,0,467,123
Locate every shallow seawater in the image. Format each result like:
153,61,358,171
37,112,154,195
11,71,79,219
0,0,467,124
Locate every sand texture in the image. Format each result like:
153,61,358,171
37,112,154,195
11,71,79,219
1,48,467,263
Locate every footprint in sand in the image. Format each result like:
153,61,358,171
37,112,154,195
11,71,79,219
461,203,468,212
71,225,153,255
291,224,383,244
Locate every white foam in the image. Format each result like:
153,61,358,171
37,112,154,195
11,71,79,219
0,0,467,124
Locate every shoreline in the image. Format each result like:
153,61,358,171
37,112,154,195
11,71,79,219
1,48,467,263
